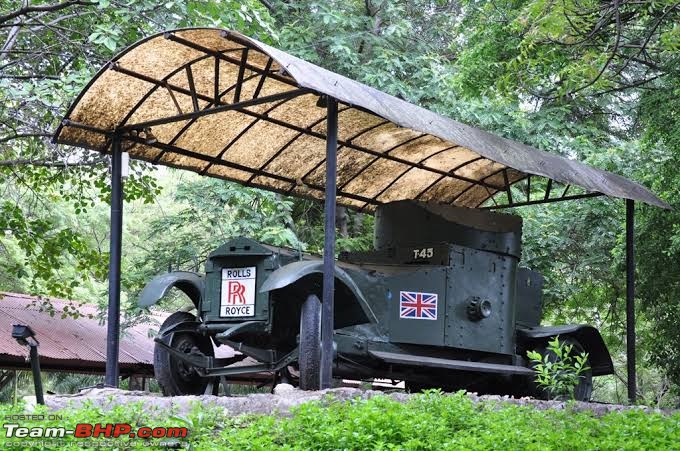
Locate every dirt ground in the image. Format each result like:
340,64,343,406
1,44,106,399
38,385,673,418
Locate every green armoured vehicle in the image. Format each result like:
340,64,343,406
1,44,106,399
140,200,613,400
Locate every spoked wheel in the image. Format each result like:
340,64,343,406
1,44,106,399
529,337,593,401
298,294,321,390
154,311,214,396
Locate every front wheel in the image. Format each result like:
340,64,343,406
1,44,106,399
154,311,214,396
298,294,321,390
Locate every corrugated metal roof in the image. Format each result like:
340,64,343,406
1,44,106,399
0,292,263,381
53,28,668,209
0,292,163,375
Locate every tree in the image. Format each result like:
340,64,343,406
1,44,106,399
0,0,274,300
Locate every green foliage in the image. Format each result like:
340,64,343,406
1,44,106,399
125,175,301,288
528,337,591,400
1,392,678,449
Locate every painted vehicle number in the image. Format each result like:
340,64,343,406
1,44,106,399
412,247,434,259
220,267,256,317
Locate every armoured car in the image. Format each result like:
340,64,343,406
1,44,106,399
140,200,613,400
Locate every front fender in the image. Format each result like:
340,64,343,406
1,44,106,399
139,271,204,309
259,260,378,324
517,325,614,376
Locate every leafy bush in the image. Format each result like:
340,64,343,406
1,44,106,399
1,391,678,450
528,336,590,400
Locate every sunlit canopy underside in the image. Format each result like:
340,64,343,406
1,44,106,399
54,28,668,210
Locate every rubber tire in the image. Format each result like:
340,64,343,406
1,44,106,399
298,294,322,391
154,311,214,396
529,337,593,401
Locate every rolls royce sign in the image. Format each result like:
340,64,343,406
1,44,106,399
220,267,256,317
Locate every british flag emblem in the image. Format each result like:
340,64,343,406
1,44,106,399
399,291,438,320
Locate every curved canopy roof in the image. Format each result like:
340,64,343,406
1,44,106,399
54,28,668,210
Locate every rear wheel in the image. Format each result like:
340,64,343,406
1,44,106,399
528,337,593,401
298,294,321,390
154,311,213,396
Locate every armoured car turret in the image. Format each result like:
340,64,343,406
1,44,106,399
140,200,613,399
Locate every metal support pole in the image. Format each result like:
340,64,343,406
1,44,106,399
29,345,44,405
320,97,338,389
106,135,124,387
626,199,636,403
13,370,17,405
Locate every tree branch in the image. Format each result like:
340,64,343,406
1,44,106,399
0,132,52,144
257,0,274,12
0,0,95,25
0,157,107,168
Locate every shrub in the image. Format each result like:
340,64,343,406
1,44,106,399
527,336,590,400
0,391,678,450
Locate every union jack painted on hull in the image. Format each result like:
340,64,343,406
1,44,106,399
399,291,438,320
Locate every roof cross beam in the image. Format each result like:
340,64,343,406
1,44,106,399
123,134,380,206
165,72,263,150
357,144,463,211
163,32,296,87
295,119,392,190
451,166,509,206
413,156,485,202
230,107,505,192
198,96,301,176
109,61,309,131
482,192,604,209
233,48,249,103
151,71,266,166
245,105,353,186
185,65,200,112
337,133,430,191
253,58,273,99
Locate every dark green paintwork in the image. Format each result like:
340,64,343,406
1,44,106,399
141,200,614,387
386,266,448,346
202,238,275,323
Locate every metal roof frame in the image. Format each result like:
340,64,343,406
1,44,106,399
54,28,668,210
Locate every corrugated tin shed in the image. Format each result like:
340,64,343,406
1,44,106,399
0,292,163,376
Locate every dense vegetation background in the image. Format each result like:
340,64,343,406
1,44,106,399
0,0,678,405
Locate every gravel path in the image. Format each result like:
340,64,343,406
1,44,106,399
38,385,674,418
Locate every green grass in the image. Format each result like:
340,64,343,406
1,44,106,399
0,391,678,450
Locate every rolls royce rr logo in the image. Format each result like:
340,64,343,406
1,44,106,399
227,281,246,304
221,267,256,316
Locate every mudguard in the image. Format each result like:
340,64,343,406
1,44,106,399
517,325,614,376
138,271,204,309
259,260,378,324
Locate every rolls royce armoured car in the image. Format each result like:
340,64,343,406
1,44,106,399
140,200,613,400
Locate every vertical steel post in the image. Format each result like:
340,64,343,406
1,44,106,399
13,370,17,405
626,199,636,403
106,135,124,387
320,97,338,389
29,345,44,405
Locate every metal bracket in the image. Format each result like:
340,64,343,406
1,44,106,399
201,347,299,378
154,337,298,379
215,321,267,341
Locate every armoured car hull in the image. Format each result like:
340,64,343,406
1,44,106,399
141,201,613,399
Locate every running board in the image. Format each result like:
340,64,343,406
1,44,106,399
368,350,535,376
